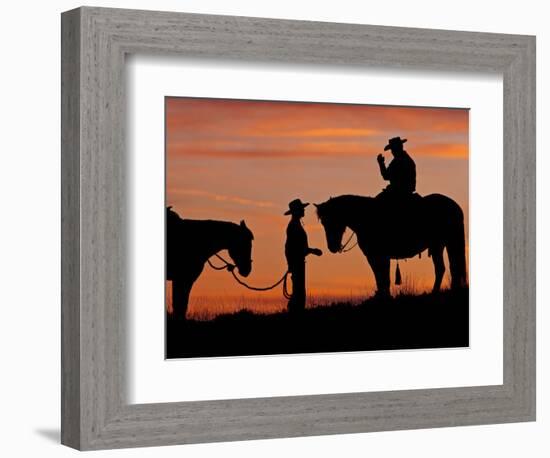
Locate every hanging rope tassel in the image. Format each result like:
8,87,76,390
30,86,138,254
395,261,402,286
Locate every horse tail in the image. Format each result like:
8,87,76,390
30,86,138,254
446,206,467,288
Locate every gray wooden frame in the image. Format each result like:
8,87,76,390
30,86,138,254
61,6,536,451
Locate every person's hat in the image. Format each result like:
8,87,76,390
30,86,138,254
384,136,408,151
284,198,310,215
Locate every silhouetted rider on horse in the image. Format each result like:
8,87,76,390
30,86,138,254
375,136,422,255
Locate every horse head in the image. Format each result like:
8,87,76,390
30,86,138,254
228,220,254,277
315,198,347,254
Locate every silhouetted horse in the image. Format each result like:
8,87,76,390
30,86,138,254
315,194,467,297
166,207,254,319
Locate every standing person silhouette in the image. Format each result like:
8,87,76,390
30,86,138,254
376,136,416,198
284,199,323,314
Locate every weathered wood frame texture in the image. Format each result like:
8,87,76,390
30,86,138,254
61,6,536,450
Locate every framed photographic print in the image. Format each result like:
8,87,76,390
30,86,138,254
61,6,535,450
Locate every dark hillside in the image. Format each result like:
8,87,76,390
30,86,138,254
166,288,469,359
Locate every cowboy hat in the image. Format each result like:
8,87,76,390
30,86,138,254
384,136,407,151
284,198,310,215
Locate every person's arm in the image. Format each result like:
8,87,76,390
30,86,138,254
377,154,389,180
302,229,323,257
307,247,323,256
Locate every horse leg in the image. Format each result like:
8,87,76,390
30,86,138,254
367,254,391,297
447,238,467,290
431,245,445,293
172,278,191,320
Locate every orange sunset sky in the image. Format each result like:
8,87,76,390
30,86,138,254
166,97,469,318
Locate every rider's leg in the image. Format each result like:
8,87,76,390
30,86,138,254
431,246,445,292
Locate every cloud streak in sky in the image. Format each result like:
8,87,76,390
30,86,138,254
166,98,469,160
168,188,276,209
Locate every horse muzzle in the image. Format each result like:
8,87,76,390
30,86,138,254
238,265,251,277
328,244,341,254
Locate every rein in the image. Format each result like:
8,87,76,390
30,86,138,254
339,231,358,253
207,253,292,299
206,254,231,271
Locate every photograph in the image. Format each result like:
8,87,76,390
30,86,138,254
165,97,470,358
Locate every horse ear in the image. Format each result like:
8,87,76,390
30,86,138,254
313,203,319,208
240,220,253,240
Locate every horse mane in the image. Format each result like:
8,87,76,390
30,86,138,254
316,194,373,219
181,219,254,241
166,207,253,241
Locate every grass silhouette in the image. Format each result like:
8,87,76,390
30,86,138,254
166,287,468,359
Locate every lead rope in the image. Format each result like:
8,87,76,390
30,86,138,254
207,253,292,299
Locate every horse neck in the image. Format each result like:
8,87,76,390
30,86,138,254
338,196,371,232
188,220,238,261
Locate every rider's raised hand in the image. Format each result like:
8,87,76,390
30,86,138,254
377,153,385,164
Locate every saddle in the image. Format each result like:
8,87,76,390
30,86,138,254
375,189,422,210
373,191,425,253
